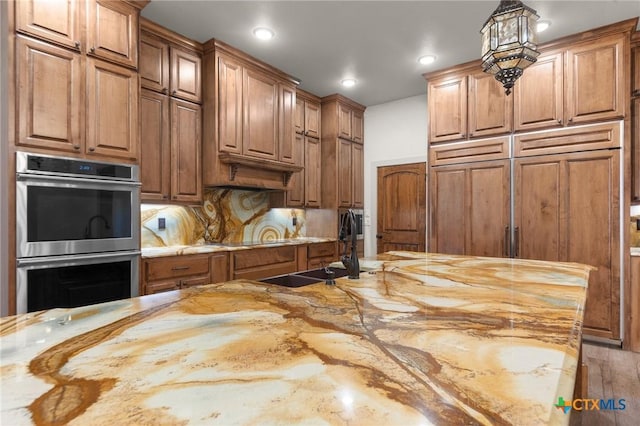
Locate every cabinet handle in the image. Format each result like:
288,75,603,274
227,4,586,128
514,226,520,258
162,195,169,200
88,147,95,152
74,41,81,50
172,90,177,95
172,195,177,200
557,119,562,124
89,46,95,53
162,88,168,95
171,266,190,271
568,117,573,123
375,234,383,239
73,144,80,150
504,226,510,257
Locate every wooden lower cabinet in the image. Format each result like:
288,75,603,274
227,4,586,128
514,150,620,339
210,251,230,284
630,256,640,352
430,159,510,257
232,246,298,280
143,254,211,295
307,242,338,269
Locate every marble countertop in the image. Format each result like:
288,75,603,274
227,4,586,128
0,251,591,425
141,237,337,258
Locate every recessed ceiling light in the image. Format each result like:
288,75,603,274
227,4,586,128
536,20,551,33
418,55,436,65
253,27,275,40
341,78,357,88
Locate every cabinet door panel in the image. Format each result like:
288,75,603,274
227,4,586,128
468,72,512,138
351,110,363,143
305,137,321,207
140,90,170,201
279,84,296,164
286,133,305,207
86,0,138,68
430,167,466,254
428,75,467,142
467,161,510,257
86,58,138,159
15,0,80,50
140,33,169,92
338,104,352,140
217,54,243,153
337,139,352,207
633,98,640,203
566,34,625,124
352,142,364,208
514,51,563,131
243,68,279,160
170,47,201,103
514,158,562,261
16,36,83,153
171,99,202,203
305,101,321,139
295,98,304,134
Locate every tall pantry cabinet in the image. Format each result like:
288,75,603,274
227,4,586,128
425,19,635,341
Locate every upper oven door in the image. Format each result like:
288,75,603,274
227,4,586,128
16,173,140,258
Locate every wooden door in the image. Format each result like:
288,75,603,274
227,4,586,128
377,163,426,253
140,89,170,201
566,33,625,124
351,110,363,143
468,71,512,138
351,142,364,208
337,139,352,207
633,98,640,203
278,84,296,164
294,98,304,134
514,50,564,131
139,33,169,93
338,104,352,140
430,166,465,254
15,0,81,50
170,47,201,103
286,133,305,207
217,53,243,153
305,137,321,207
427,74,467,142
16,35,83,153
633,44,640,96
515,150,620,340
242,68,278,160
305,101,321,139
466,160,510,257
86,58,138,160
170,99,202,203
86,0,138,68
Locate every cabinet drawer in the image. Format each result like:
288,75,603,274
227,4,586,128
145,278,181,294
180,275,211,289
233,246,296,270
308,242,337,259
145,255,210,281
308,256,337,269
429,136,510,166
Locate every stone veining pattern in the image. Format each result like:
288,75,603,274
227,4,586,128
0,252,590,425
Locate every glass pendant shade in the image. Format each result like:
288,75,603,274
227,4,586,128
480,0,540,95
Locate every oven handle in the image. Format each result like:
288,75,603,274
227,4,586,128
17,251,141,268
16,172,142,187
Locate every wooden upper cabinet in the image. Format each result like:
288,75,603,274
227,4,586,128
427,74,467,143
278,84,296,164
468,71,512,138
140,89,170,201
305,101,321,139
86,0,138,69
566,33,626,124
140,33,170,93
338,103,352,140
351,109,363,143
633,40,640,96
242,67,279,160
305,136,321,207
170,99,202,203
170,47,202,103
216,53,243,154
286,133,305,207
351,142,364,208
86,58,138,160
513,50,564,131
15,0,81,50
15,35,83,153
337,138,353,207
632,97,640,203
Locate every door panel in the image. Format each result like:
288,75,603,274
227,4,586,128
171,99,202,203
430,167,465,255
140,90,170,201
243,68,278,160
377,163,427,254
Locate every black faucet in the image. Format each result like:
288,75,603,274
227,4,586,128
339,209,360,279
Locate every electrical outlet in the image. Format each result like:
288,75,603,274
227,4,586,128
292,217,297,226
158,217,166,230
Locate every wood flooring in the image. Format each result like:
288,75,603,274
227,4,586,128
569,342,640,426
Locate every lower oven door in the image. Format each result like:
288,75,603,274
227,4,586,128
16,251,140,314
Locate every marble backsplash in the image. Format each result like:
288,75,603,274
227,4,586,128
141,189,305,247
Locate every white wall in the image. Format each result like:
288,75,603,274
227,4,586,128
363,94,428,256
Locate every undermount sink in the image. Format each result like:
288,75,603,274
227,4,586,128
259,267,350,288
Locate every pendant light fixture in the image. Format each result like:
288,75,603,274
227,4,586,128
480,0,540,95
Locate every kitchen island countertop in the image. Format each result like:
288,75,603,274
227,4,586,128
0,251,590,425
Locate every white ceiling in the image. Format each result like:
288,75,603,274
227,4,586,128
141,1,640,107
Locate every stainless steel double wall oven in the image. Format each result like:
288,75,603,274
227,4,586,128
15,152,141,314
